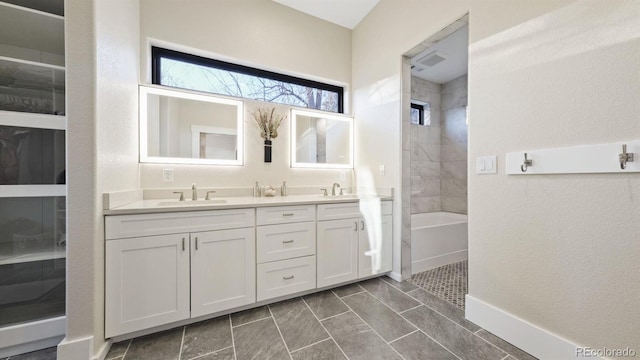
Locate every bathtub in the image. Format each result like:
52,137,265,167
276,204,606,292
411,212,468,274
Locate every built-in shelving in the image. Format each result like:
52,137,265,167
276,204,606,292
0,0,67,353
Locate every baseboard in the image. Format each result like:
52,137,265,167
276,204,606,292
0,316,65,358
465,295,602,359
411,250,467,274
388,271,402,282
93,339,112,360
57,336,94,360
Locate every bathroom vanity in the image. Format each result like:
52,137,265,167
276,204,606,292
103,196,392,338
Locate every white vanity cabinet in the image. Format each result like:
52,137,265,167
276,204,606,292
317,201,393,287
190,228,255,318
105,209,255,337
256,205,317,301
105,233,191,337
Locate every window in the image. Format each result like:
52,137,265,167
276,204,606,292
411,102,431,126
152,47,344,113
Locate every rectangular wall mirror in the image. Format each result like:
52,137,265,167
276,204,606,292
139,85,244,165
291,109,353,169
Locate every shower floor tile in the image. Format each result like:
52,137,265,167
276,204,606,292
410,260,467,310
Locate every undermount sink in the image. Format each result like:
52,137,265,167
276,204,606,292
156,199,227,206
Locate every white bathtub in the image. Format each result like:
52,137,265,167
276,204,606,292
411,212,468,274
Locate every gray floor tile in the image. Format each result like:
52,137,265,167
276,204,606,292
359,278,420,312
381,276,418,292
402,306,506,360
322,312,402,360
230,305,271,327
181,316,233,360
232,318,290,360
303,291,348,320
269,298,329,351
341,292,416,342
407,288,480,332
194,347,235,360
331,283,364,297
290,339,346,360
390,331,458,360
106,340,130,359
124,327,183,360
476,330,538,360
8,347,57,360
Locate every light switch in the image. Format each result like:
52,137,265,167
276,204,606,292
476,156,497,174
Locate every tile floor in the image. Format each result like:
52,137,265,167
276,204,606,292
5,275,537,360
411,260,468,310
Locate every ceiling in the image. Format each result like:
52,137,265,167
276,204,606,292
411,25,469,84
272,0,379,29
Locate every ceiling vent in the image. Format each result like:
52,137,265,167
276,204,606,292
415,50,448,67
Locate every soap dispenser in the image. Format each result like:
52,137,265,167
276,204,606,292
253,181,261,197
281,181,287,196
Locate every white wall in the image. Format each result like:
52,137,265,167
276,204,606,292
63,0,140,358
354,0,639,355
139,0,354,190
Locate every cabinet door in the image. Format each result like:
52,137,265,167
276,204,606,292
358,215,393,278
190,228,255,318
317,219,359,288
105,234,190,337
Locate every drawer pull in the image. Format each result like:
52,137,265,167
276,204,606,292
282,240,294,244
195,237,199,250
361,221,365,231
282,275,295,280
182,238,185,251
282,213,294,216
354,221,358,231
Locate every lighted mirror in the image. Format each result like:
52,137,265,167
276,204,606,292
139,86,243,165
291,109,353,169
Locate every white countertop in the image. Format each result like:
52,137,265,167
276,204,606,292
104,194,392,215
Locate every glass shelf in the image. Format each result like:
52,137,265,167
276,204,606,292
0,57,65,115
0,2,64,67
0,0,64,16
0,125,65,185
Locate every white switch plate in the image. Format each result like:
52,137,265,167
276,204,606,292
476,156,497,174
162,168,174,182
379,164,385,176
340,171,346,181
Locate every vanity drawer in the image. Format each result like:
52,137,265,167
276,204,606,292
257,256,316,301
257,221,316,263
317,202,360,221
256,205,316,225
317,200,392,221
105,208,255,239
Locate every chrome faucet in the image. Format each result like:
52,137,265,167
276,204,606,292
191,183,198,201
331,182,341,196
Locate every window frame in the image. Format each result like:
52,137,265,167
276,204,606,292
411,103,425,125
151,46,344,113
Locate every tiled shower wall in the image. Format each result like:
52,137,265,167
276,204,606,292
410,77,442,213
441,75,468,214
410,75,468,215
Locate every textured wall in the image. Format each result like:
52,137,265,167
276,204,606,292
355,0,640,353
440,75,467,214
410,77,442,214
